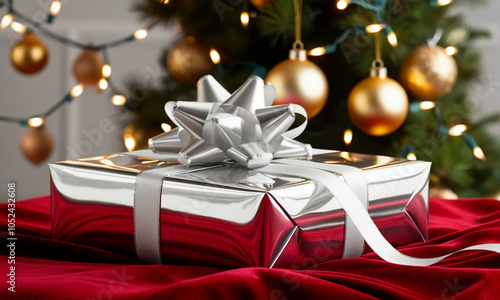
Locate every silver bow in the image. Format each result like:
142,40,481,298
149,75,312,169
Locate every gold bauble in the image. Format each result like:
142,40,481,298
10,32,49,74
265,49,329,119
400,45,458,101
73,48,104,86
20,126,53,164
167,37,214,86
250,0,274,8
348,63,408,136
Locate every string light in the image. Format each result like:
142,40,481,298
210,48,221,64
448,124,467,136
437,0,453,6
386,32,398,47
420,101,436,110
365,24,385,34
49,0,62,16
240,12,249,27
473,147,486,161
70,83,84,97
308,47,326,56
134,29,148,40
161,123,172,132
111,95,127,106
343,129,353,145
445,46,458,56
102,64,112,78
1,14,13,29
11,21,26,34
161,0,169,3
337,0,349,10
27,117,44,127
406,153,417,160
98,78,108,90
124,135,136,151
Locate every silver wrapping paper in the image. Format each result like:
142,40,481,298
50,150,430,269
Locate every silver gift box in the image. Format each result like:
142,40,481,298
50,150,431,269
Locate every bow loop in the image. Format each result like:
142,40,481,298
149,75,312,169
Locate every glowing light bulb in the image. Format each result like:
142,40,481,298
112,95,127,106
11,22,26,34
28,117,44,127
161,123,172,132
449,124,467,136
337,0,349,10
1,14,13,29
70,83,84,97
161,0,169,3
308,47,326,56
50,0,62,15
134,29,148,40
102,64,112,78
210,48,221,64
387,32,398,47
98,78,108,90
406,153,417,160
473,147,485,161
445,46,458,56
343,129,353,145
438,0,453,6
124,135,136,151
365,24,385,34
240,12,249,27
419,101,436,110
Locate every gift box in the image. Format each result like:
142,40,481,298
50,75,431,269
50,149,430,269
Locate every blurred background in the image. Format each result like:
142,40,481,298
0,0,499,201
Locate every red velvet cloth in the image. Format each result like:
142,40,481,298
1,196,500,299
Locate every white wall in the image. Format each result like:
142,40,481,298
0,1,180,201
454,2,500,138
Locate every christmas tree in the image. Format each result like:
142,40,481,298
123,0,500,198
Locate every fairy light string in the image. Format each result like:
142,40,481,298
0,0,156,127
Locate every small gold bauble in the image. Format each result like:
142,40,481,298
400,45,458,101
10,32,49,74
20,126,53,164
348,63,408,136
73,48,104,86
265,49,329,119
167,37,214,86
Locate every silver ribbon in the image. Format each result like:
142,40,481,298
148,75,312,169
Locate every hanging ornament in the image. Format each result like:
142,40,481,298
348,59,408,136
399,44,458,101
20,125,53,164
73,48,104,86
166,37,214,86
10,32,49,74
265,44,329,119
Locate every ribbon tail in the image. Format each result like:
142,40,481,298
274,137,312,160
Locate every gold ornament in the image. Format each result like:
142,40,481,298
73,48,104,86
167,37,214,86
20,126,53,164
265,48,329,119
10,32,49,74
348,60,408,136
399,44,458,101
250,0,274,9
